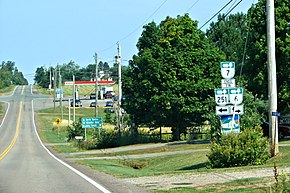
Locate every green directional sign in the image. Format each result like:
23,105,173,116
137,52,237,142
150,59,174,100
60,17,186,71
81,117,102,128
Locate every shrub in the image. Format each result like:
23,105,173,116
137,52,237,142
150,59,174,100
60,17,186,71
207,127,270,168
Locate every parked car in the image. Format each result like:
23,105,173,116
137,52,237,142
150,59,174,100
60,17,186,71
105,101,114,107
261,122,290,139
90,93,101,100
113,95,126,101
71,99,82,107
104,91,116,99
90,102,96,107
104,107,114,113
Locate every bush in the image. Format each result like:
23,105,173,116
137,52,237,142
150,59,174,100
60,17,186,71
207,127,270,168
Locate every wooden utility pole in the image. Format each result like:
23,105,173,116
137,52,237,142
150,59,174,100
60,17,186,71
116,43,122,132
94,53,98,118
266,0,279,156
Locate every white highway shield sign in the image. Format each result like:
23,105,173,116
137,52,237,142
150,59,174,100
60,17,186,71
228,87,243,105
215,88,229,106
221,62,235,79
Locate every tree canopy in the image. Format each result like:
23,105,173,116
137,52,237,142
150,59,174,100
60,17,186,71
0,61,28,88
123,14,225,139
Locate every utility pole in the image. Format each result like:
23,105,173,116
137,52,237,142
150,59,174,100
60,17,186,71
73,75,76,123
94,53,98,118
49,67,52,94
53,68,56,109
116,42,122,132
266,0,278,156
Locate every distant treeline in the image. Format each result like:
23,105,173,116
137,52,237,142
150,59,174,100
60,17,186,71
0,61,28,89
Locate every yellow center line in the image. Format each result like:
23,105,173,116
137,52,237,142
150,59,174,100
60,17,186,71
21,86,25,95
0,101,22,160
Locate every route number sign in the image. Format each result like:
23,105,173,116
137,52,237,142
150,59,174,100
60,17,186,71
215,88,243,105
229,87,243,105
221,62,235,79
215,89,229,106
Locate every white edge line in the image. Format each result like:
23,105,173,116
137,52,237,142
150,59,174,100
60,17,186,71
0,101,10,128
31,100,111,193
0,85,17,127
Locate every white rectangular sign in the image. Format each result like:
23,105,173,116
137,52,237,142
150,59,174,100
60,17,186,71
65,81,73,86
221,79,235,88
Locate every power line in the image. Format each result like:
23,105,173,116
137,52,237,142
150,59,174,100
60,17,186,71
186,0,200,12
98,0,168,54
239,0,255,83
199,0,234,30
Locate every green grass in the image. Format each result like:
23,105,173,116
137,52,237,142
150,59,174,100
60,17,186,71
33,84,117,97
155,176,288,193
68,143,210,158
78,151,209,178
0,85,15,95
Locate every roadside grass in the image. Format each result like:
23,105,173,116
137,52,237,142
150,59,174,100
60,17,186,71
156,177,272,193
0,102,4,119
0,85,15,96
33,84,116,97
67,143,210,158
76,151,208,177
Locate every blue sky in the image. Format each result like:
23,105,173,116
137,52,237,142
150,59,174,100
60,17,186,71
0,0,256,83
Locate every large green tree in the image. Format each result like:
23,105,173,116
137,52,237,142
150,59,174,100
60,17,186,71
123,14,225,140
206,12,248,66
243,0,290,113
0,61,28,88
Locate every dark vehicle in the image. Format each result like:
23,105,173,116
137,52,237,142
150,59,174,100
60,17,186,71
90,102,96,107
113,95,125,101
90,93,101,100
104,107,114,113
104,91,116,99
105,101,114,107
261,122,290,139
71,99,82,107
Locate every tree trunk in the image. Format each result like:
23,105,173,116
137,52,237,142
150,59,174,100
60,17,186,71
171,127,180,141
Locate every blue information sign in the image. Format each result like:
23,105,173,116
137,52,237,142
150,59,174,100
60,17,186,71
81,117,102,128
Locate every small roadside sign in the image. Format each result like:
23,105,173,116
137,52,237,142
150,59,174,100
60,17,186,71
221,79,235,88
221,62,235,79
81,117,102,128
75,136,83,140
65,81,73,86
216,106,231,116
54,118,62,125
272,112,281,117
220,115,240,134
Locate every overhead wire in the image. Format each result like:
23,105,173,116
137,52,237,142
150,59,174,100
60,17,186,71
199,0,234,30
186,0,200,12
98,0,169,54
239,0,256,84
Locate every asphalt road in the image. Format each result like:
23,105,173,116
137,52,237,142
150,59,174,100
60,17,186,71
0,86,113,193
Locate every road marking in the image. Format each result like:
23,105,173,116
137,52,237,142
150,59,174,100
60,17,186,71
31,100,112,193
21,86,25,95
0,101,22,160
0,101,10,128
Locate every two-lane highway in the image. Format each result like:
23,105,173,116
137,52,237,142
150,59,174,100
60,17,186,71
0,86,111,193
